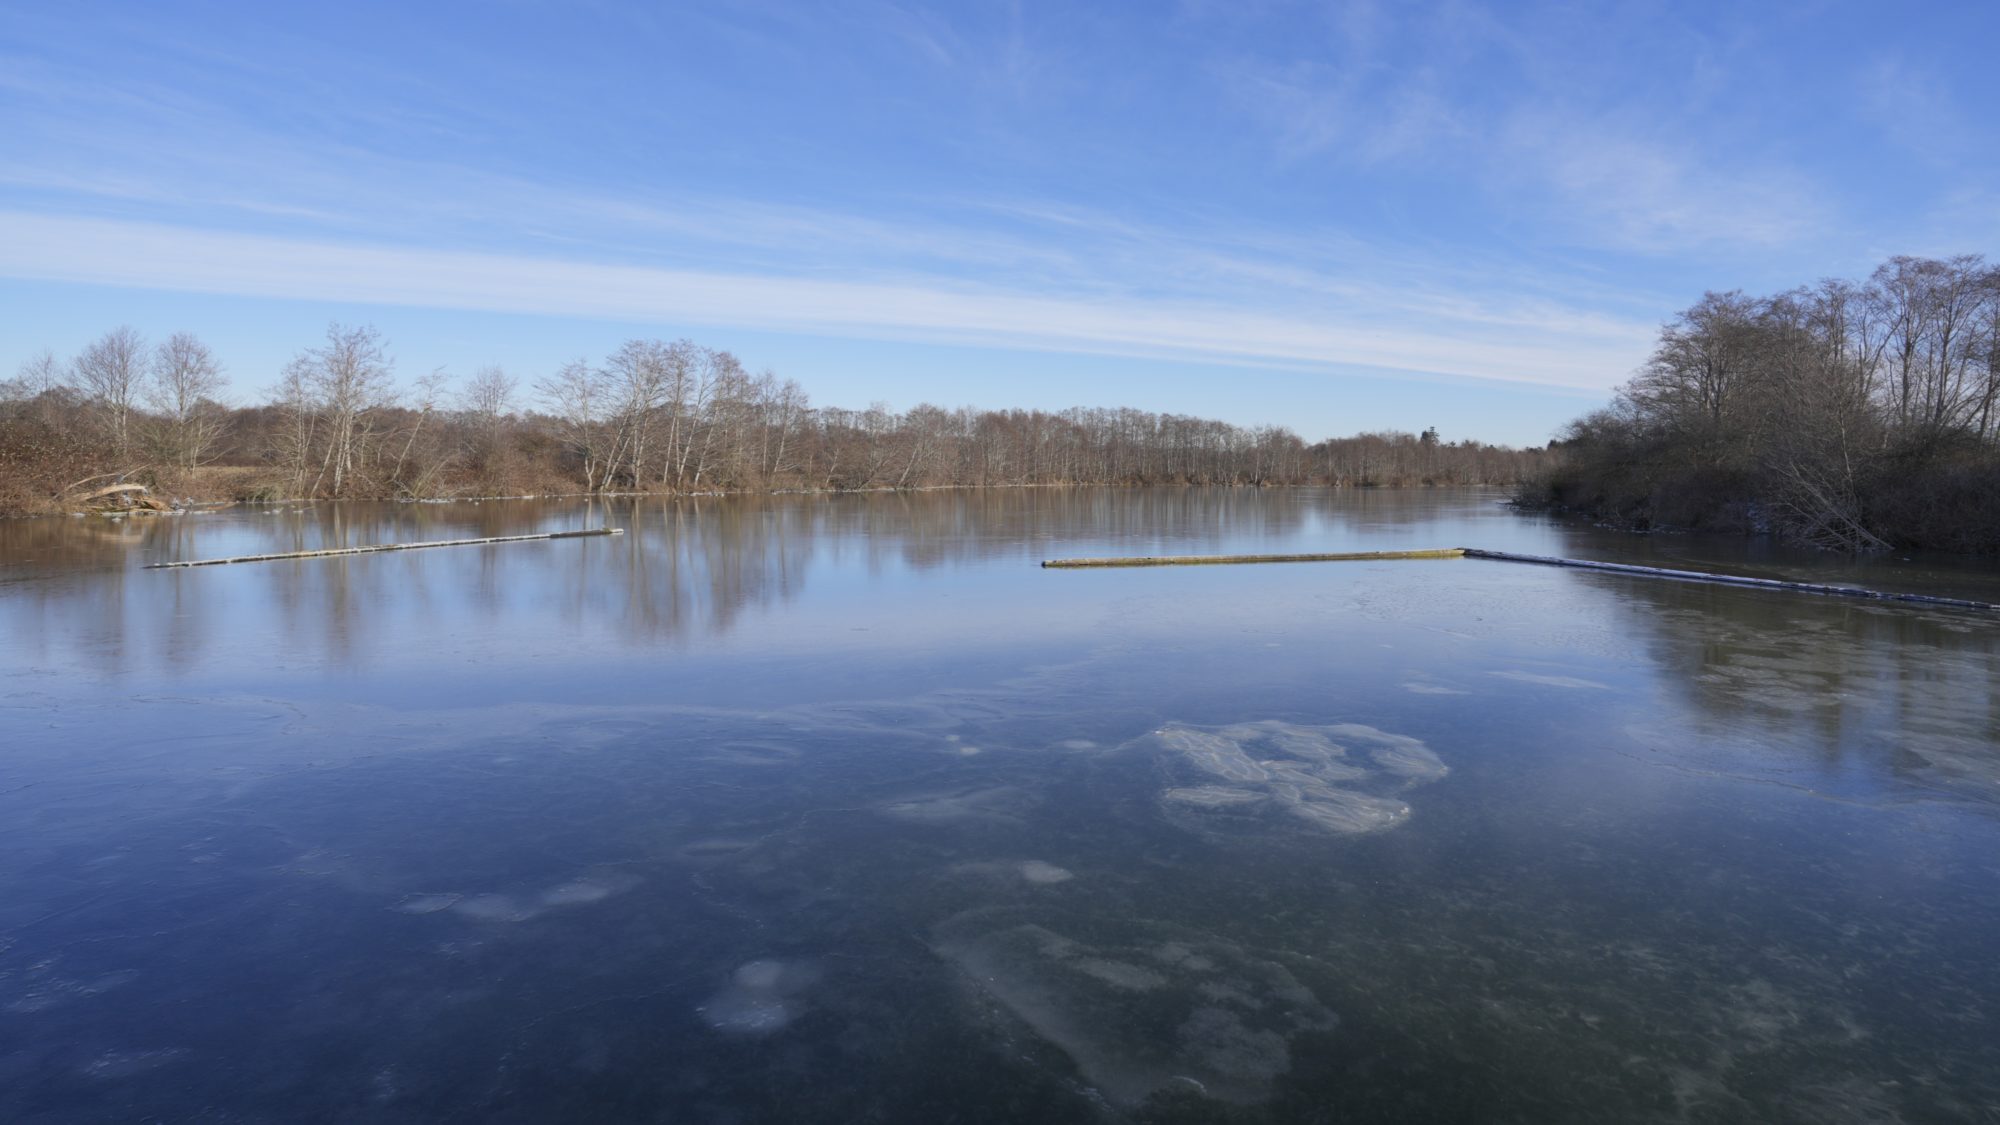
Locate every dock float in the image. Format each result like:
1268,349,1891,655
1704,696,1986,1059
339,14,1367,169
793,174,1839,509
146,527,624,569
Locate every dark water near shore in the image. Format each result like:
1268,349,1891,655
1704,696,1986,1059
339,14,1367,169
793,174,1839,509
4,488,1999,1123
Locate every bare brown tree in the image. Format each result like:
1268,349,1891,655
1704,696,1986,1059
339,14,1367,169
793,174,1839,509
278,324,396,496
72,326,147,459
10,324,1552,517
1535,253,2000,551
536,359,616,491
144,332,230,470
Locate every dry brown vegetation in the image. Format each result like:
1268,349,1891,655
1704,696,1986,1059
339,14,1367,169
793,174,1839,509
2,324,1547,517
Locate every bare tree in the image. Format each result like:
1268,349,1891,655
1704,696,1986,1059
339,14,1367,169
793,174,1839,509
280,324,396,496
1,351,71,430
1869,255,1993,446
536,359,615,491
268,361,319,496
600,339,678,488
756,373,809,482
1970,265,2000,439
145,332,230,469
5,350,65,400
462,365,517,425
460,365,519,470
684,348,748,488
72,327,147,459
386,369,456,497
1625,292,1761,453
9,320,1561,517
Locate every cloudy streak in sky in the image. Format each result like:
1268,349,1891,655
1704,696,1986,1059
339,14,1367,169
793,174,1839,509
1,0,1993,442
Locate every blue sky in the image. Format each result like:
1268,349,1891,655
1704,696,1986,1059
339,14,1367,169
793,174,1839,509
2,1,1994,446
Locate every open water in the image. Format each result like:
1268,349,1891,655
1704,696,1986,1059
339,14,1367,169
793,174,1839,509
2,488,1998,1122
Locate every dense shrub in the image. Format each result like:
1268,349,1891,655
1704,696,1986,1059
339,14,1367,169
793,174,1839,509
1528,254,2000,553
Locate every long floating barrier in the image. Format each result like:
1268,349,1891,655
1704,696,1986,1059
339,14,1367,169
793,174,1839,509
1041,548,1466,568
1457,549,2000,611
145,527,624,569
1041,545,2000,612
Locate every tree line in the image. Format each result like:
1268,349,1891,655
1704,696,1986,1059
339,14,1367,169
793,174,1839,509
1,324,1547,516
1525,253,2000,553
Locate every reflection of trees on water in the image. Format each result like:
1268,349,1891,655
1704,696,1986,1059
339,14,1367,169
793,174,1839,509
593,497,818,643
819,486,1493,570
1590,558,2000,795
1,489,1506,671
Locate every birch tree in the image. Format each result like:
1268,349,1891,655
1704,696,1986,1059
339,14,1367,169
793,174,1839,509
145,332,229,469
280,324,395,496
73,326,146,459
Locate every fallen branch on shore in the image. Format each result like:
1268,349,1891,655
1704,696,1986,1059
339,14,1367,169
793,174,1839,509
145,528,623,569
1041,547,2000,612
68,481,171,514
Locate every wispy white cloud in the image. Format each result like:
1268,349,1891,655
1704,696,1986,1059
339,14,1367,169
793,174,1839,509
1194,2,1845,257
1205,4,1466,166
0,61,1667,363
6,1,1727,403
1859,53,1974,169
1497,110,1831,251
0,213,1646,391
870,0,961,66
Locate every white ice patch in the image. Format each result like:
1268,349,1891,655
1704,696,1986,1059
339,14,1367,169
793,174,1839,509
1489,670,1611,690
452,894,541,923
698,959,822,1036
935,911,1337,1107
1162,786,1267,808
391,893,461,915
539,873,640,906
952,859,1077,885
1326,724,1449,782
443,871,640,923
1138,720,1446,837
879,786,1028,826
703,741,803,767
1401,682,1469,695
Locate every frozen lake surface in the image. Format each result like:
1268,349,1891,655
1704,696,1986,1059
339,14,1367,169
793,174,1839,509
3,488,1999,1122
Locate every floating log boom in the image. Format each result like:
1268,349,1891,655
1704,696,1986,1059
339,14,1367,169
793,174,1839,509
1041,545,1998,612
1041,549,1466,568
146,528,623,569
1456,549,2000,611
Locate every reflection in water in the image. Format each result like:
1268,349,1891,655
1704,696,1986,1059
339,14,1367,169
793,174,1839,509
0,488,1523,672
5,488,2000,1122
1596,569,2000,805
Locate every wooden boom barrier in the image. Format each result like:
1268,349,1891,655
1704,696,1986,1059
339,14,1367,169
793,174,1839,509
145,528,623,569
1041,549,1467,568
1042,546,2000,612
